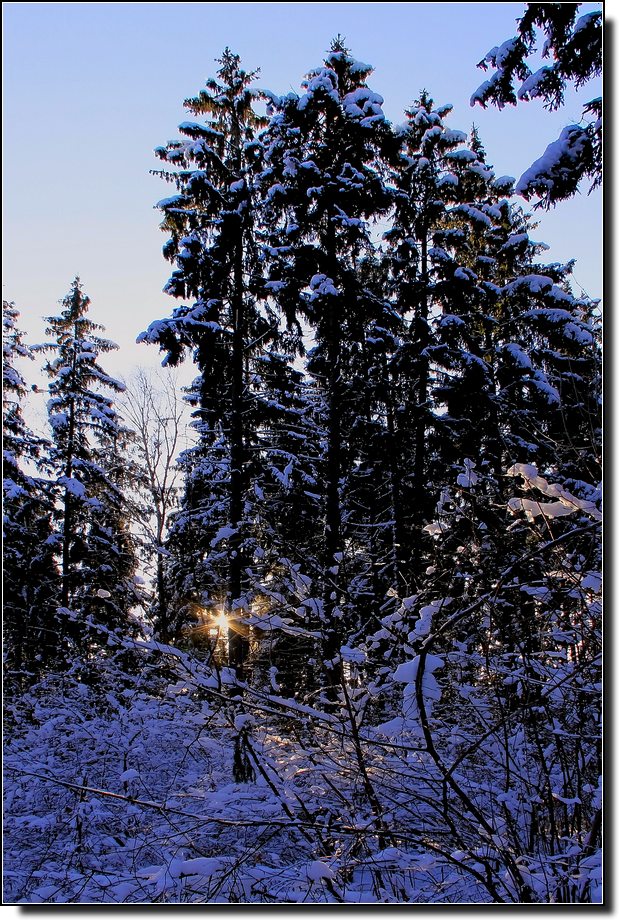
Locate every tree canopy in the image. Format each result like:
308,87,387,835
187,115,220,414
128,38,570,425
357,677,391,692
471,3,602,207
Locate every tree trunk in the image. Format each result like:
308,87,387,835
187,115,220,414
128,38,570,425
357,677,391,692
156,545,169,642
322,214,343,693
411,228,430,585
228,235,249,676
61,392,77,610
386,395,407,597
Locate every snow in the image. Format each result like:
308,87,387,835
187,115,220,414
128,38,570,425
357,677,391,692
340,645,366,664
58,476,87,499
470,163,495,181
573,10,601,35
307,860,336,881
409,599,451,640
504,274,553,295
271,458,294,488
393,654,444,726
516,125,589,198
4,613,600,904
332,206,364,228
501,233,529,249
178,121,224,139
266,182,286,201
494,175,515,190
443,128,467,144
501,342,533,369
446,148,478,164
210,525,237,547
423,521,446,538
309,274,339,298
298,69,339,111
119,769,139,783
156,195,186,209
324,51,372,75
507,463,602,521
492,37,519,69
179,857,226,878
517,66,553,102
456,459,478,488
453,203,494,228
342,87,384,120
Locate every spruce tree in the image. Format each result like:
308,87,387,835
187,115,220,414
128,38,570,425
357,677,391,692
259,37,394,694
39,278,139,653
3,300,59,683
139,49,273,675
202,349,315,695
383,93,497,586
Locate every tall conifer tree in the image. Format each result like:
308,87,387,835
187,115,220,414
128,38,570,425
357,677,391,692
259,37,394,692
3,301,59,682
40,279,139,648
139,50,273,674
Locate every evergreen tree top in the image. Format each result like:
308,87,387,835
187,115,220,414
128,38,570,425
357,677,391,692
41,278,119,357
288,38,378,109
181,47,268,140
3,300,33,398
39,278,124,400
3,299,46,471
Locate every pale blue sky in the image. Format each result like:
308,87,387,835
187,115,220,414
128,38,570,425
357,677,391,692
3,1,602,381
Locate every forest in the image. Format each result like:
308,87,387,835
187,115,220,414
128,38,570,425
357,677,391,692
3,4,602,904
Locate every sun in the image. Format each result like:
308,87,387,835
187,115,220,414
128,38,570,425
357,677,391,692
214,610,228,632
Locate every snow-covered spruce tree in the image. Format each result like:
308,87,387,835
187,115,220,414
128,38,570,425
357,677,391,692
139,50,274,676
239,351,327,698
3,300,60,685
364,240,600,898
381,92,491,588
471,3,602,207
381,106,599,561
81,415,146,631
39,278,141,656
258,37,395,695
366,105,515,706
427,147,601,503
408,118,601,689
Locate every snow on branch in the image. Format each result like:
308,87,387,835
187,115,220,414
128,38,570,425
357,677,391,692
507,463,601,522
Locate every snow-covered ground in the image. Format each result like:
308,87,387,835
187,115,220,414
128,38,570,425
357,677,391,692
4,635,601,904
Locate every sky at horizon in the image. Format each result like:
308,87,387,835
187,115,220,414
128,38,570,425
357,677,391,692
3,1,603,397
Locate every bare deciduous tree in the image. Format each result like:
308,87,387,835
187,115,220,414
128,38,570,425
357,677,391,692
121,368,186,640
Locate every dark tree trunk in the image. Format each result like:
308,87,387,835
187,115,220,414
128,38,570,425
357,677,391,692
228,236,249,675
156,545,169,642
386,395,407,597
411,229,430,585
322,215,343,693
61,391,76,610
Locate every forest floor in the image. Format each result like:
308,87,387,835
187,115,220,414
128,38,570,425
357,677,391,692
3,646,497,904
3,640,601,904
